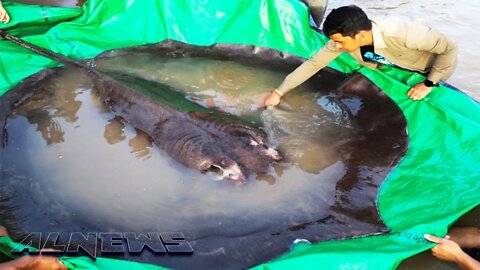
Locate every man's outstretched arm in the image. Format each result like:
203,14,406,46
264,41,341,106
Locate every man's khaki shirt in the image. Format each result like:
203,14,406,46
277,16,458,95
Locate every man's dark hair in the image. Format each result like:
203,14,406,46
322,5,372,37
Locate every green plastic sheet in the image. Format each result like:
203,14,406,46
0,235,167,269
0,0,479,269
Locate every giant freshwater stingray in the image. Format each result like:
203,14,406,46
0,37,410,270
0,30,281,182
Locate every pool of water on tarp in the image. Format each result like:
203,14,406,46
0,54,406,269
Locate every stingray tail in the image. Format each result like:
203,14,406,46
0,30,90,70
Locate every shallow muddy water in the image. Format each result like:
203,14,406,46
0,52,407,268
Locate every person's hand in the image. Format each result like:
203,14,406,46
0,226,67,270
0,225,8,237
0,255,67,270
3,255,67,270
22,255,67,270
424,234,465,262
0,3,10,24
264,90,282,107
407,82,433,101
425,233,480,270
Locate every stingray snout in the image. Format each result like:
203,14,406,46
212,162,246,182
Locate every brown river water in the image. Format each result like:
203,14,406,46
0,0,478,269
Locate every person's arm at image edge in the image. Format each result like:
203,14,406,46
425,234,480,270
0,1,10,24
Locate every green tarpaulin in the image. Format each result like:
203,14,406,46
0,0,479,269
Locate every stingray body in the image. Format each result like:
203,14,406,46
1,31,280,182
